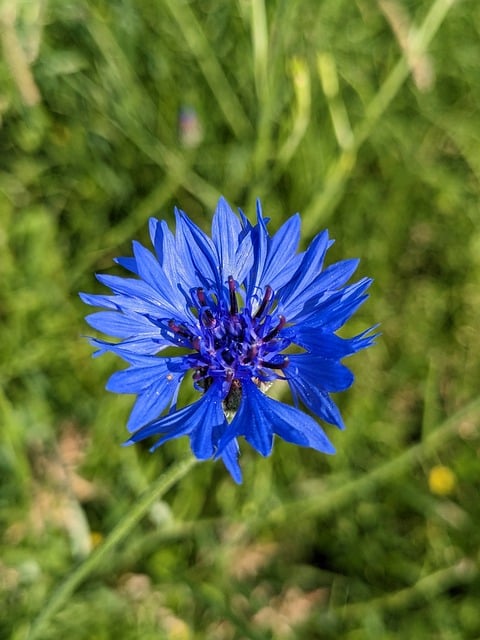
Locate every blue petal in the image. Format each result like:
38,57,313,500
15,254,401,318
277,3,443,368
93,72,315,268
100,259,189,322
226,383,273,456
234,235,255,286
287,354,354,392
106,357,184,394
244,203,269,299
244,208,305,301
277,230,330,310
94,274,171,315
88,337,167,358
260,213,303,291
286,374,346,429
211,197,242,278
85,311,161,339
219,379,335,456
79,292,119,310
132,241,171,296
126,378,182,433
175,208,220,288
108,352,187,368
150,218,186,284
126,381,227,460
149,218,173,270
303,278,373,330
133,241,191,320
314,258,360,290
283,326,377,358
113,256,138,274
219,439,243,484
210,197,256,286
269,406,336,453
283,258,360,320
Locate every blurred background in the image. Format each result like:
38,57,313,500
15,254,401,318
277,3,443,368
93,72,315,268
1,0,480,638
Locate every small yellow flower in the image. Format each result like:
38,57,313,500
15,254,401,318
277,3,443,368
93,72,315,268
90,531,104,548
428,465,456,496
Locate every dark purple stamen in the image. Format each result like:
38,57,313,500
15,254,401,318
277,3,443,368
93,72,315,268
201,309,215,327
196,287,207,307
254,285,273,318
260,356,290,370
168,319,192,338
263,315,286,342
244,345,258,363
228,276,238,315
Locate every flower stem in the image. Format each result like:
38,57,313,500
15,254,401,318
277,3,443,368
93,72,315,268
28,454,197,640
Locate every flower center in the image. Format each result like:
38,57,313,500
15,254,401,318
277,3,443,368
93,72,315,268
164,276,291,411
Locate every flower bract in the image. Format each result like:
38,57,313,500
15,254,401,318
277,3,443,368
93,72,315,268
81,197,376,482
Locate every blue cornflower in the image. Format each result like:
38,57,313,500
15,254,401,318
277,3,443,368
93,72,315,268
81,198,376,483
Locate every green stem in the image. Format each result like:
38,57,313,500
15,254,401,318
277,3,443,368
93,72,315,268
303,0,457,231
266,395,480,526
163,0,252,139
28,454,197,640
337,558,477,619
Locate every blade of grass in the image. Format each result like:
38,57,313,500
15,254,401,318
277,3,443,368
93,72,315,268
303,0,458,232
82,15,221,208
251,0,269,101
163,0,252,138
0,1,41,106
335,558,476,619
276,56,312,168
259,395,480,531
27,453,197,640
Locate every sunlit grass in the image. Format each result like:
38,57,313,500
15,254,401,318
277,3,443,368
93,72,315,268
1,1,480,638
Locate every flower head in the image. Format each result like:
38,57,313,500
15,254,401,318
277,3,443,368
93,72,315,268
81,198,376,482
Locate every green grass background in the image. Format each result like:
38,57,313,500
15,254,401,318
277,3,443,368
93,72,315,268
1,0,480,638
